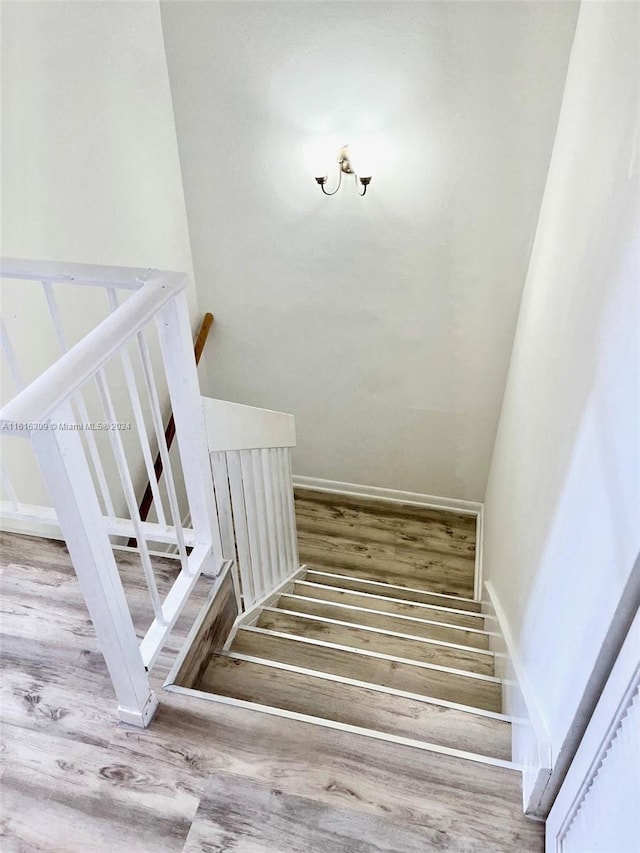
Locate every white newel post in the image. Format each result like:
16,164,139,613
31,401,158,727
156,292,222,561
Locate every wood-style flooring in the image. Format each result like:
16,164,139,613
294,489,477,598
182,773,463,853
1,521,542,852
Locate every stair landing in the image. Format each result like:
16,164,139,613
294,488,478,598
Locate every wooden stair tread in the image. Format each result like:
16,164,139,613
200,652,510,760
232,627,504,718
271,596,490,651
303,569,482,612
256,608,494,676
248,615,501,712
291,581,485,629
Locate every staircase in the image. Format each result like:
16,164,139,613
1,259,541,850
176,489,546,851
194,489,512,766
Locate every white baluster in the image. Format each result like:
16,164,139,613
118,342,168,528
226,450,255,609
251,448,276,590
42,280,116,518
275,446,293,575
259,448,280,587
94,369,166,625
155,293,221,562
210,451,235,562
283,448,300,569
136,330,188,568
239,449,266,600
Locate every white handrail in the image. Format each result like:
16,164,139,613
0,274,187,434
0,257,181,289
1,259,223,727
202,397,296,451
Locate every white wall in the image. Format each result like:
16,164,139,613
1,0,200,510
483,0,640,796
1,0,195,286
160,0,578,501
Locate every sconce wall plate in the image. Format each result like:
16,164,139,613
315,145,372,196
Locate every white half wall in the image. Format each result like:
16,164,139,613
160,0,578,501
483,0,640,814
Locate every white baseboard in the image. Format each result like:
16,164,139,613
474,505,484,603
0,516,64,541
483,580,552,818
292,475,482,515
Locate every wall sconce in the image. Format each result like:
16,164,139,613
315,145,372,197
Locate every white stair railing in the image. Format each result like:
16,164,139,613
203,397,300,612
0,259,223,727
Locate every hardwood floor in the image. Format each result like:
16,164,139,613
0,527,543,852
294,489,477,597
181,773,465,853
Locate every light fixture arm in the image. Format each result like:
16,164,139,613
315,145,372,197
357,176,371,197
315,171,343,196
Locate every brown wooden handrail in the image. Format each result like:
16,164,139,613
127,312,214,547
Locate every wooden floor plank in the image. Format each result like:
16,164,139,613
2,725,197,853
299,533,474,596
294,489,477,537
295,504,476,560
294,490,477,598
183,771,465,853
118,698,541,853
